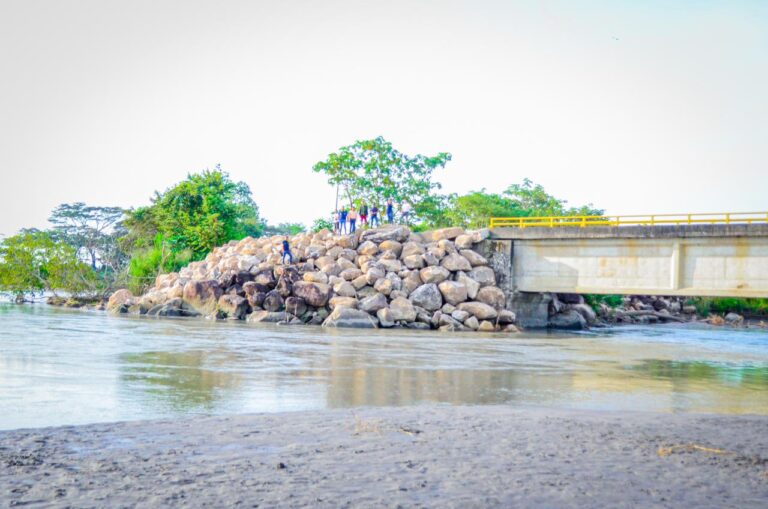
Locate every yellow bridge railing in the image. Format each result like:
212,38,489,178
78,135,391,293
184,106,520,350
489,212,768,229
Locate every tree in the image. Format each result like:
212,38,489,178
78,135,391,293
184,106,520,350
125,166,265,257
313,137,451,222
48,203,126,269
263,222,306,236
426,179,604,229
0,229,98,300
122,166,264,291
311,217,334,233
503,179,603,217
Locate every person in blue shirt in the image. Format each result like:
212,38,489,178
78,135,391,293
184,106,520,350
281,239,293,264
339,208,348,234
386,198,394,224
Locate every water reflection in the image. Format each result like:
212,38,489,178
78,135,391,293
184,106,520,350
120,350,243,411
1,304,767,430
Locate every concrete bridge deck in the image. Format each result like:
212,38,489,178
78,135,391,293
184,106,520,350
486,224,768,299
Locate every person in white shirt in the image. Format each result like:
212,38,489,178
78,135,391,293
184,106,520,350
401,200,412,225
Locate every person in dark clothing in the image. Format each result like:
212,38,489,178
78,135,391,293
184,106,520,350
359,202,368,228
370,204,379,227
386,198,394,224
281,239,293,264
339,208,348,234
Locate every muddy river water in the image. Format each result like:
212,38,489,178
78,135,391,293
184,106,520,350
1,304,766,430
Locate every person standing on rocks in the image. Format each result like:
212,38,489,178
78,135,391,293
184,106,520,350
348,206,358,233
281,238,293,265
333,210,340,235
401,200,412,225
370,204,380,228
386,198,394,224
339,207,348,234
359,202,368,228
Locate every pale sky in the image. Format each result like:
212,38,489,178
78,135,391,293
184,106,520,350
0,0,766,236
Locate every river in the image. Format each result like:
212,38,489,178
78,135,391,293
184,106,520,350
0,303,766,430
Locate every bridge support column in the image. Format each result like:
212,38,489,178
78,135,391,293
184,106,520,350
474,238,552,328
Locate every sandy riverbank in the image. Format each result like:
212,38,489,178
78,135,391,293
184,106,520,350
1,405,767,508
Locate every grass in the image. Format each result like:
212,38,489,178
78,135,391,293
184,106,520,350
689,297,768,318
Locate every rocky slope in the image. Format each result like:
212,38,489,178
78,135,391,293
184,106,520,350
107,226,518,332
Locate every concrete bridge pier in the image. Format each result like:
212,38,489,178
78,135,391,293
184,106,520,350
474,238,552,328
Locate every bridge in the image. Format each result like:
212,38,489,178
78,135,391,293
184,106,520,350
477,212,768,327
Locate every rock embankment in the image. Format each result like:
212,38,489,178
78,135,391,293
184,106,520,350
108,226,518,332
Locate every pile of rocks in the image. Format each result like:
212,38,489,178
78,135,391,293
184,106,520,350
548,294,701,329
107,226,518,332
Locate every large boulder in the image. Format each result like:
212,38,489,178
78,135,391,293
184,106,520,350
322,307,378,328
389,297,417,322
292,282,333,307
549,309,587,330
329,296,358,310
437,281,468,306
360,225,410,244
570,303,597,324
454,234,474,249
376,307,396,327
459,250,488,267
182,280,223,315
217,294,249,319
262,290,285,312
107,289,134,314
303,271,328,284
409,283,443,312
400,241,424,259
403,254,425,269
359,292,388,313
247,311,291,323
357,241,379,256
379,240,403,256
334,281,358,298
456,272,480,300
403,271,422,294
476,286,506,309
419,266,450,284
284,296,307,317
457,301,498,320
440,253,472,272
428,227,464,241
468,266,496,287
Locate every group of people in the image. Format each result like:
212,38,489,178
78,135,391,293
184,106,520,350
281,198,414,265
333,198,412,235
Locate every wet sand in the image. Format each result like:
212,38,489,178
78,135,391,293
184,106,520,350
1,406,767,508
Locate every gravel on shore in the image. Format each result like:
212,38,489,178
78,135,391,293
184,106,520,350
1,405,767,508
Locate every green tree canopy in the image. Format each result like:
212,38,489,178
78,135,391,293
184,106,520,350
0,229,98,300
313,136,451,221
48,202,127,270
125,166,264,257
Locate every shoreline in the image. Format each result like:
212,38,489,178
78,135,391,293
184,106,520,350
2,405,766,507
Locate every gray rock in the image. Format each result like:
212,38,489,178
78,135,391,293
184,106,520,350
263,290,284,312
409,283,443,312
457,301,498,320
440,253,472,272
322,307,378,328
456,272,480,299
359,292,388,313
389,297,417,322
459,249,488,267
468,266,496,287
217,294,249,319
292,282,333,307
475,286,506,309
419,266,450,284
376,307,395,327
548,309,587,330
451,309,470,322
247,311,291,323
438,280,468,306
285,296,307,317
464,315,480,330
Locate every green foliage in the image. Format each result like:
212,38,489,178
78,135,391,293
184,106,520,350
0,230,98,299
584,294,624,309
264,222,306,236
311,218,334,233
433,179,605,229
48,202,126,269
313,136,451,222
125,166,264,258
690,297,768,317
126,234,193,294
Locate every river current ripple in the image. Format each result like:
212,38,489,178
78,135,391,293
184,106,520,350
1,304,767,430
